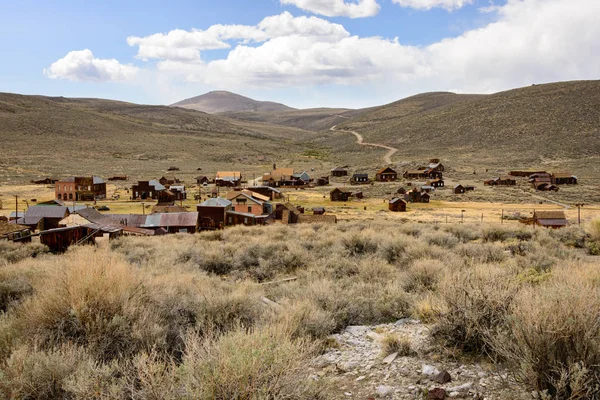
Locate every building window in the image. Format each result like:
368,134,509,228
69,193,73,200
57,193,61,200
248,206,252,213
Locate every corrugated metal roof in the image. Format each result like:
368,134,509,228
9,211,24,218
389,198,406,204
140,212,198,228
198,197,232,207
537,219,568,226
149,179,166,191
376,167,396,174
226,210,257,218
93,176,105,184
25,206,69,219
353,173,368,178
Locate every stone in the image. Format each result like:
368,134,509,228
427,388,447,399
367,332,383,342
356,375,366,381
422,364,441,378
447,382,473,393
376,385,393,398
434,370,452,384
345,326,368,336
382,352,398,364
448,392,460,398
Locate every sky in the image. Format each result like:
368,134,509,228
0,0,598,109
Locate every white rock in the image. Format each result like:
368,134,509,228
345,326,368,336
356,375,366,381
367,332,383,342
422,364,441,377
449,392,461,398
447,382,473,392
382,352,398,364
376,385,393,398
344,392,352,396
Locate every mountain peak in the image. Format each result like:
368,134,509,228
171,91,294,114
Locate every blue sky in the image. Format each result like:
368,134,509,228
1,0,598,108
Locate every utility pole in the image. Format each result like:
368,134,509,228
141,202,145,215
575,203,584,225
501,209,504,224
14,195,18,221
461,209,465,224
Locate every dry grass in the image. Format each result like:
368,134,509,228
381,332,412,357
0,221,597,398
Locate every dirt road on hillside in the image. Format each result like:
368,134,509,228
330,124,398,165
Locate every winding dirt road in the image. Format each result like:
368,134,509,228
330,124,398,165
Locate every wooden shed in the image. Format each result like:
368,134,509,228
331,167,348,177
389,198,407,212
330,188,352,202
454,185,466,194
375,167,398,182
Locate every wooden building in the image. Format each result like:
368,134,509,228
396,187,407,195
108,175,128,181
195,176,210,185
274,203,302,224
33,177,59,185
403,170,428,180
454,184,466,194
247,186,282,201
352,173,369,183
227,192,271,216
375,167,398,182
0,221,32,243
159,176,181,186
313,207,326,215
316,176,330,186
330,188,352,202
55,176,106,201
197,197,232,229
428,178,444,188
388,198,407,212
132,180,166,200
552,173,578,185
225,211,270,226
15,206,70,231
509,170,547,177
522,211,568,229
331,167,348,177
140,212,199,234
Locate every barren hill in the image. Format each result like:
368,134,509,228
335,81,600,172
171,91,294,114
0,93,317,184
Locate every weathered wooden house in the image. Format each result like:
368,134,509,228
428,178,444,188
316,176,330,186
375,167,398,182
227,191,272,216
0,221,31,243
159,176,181,186
330,188,352,202
331,167,348,177
215,171,242,187
247,186,282,201
108,175,128,181
465,186,475,192
509,170,546,177
15,206,70,231
525,211,568,229
168,166,180,171
313,207,326,215
195,176,210,185
352,191,364,199
352,173,369,183
421,192,431,203
552,173,578,185
55,176,106,201
132,180,166,200
197,197,232,229
389,198,407,212
275,203,302,224
421,185,435,193
33,177,59,185
169,185,187,200
396,187,407,195
225,211,270,226
403,170,429,180
40,225,95,252
293,171,311,183
454,185,466,194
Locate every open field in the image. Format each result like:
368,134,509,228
1,220,600,399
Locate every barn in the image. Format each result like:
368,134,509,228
389,198,407,212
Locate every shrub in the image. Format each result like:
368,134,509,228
434,265,518,355
0,270,33,312
381,332,411,357
179,325,323,399
456,242,507,264
422,231,460,249
0,242,48,265
0,344,91,399
402,259,444,292
492,266,600,398
442,224,481,242
342,233,378,256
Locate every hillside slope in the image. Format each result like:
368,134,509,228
171,91,294,114
336,81,600,171
0,93,317,184
220,107,372,132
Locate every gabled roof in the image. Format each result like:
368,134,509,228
353,173,369,178
228,192,263,205
331,187,352,194
25,206,69,219
376,167,397,174
9,211,24,219
227,190,269,202
534,211,566,220
198,197,232,207
93,176,105,184
148,179,166,191
454,184,464,189
331,167,348,172
552,173,576,179
389,198,407,204
405,170,427,175
427,162,442,169
226,210,259,218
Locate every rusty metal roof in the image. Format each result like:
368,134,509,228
534,211,566,220
376,167,397,174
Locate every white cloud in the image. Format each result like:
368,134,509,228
43,49,139,82
47,0,600,106
280,0,381,18
126,12,348,62
392,0,473,11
